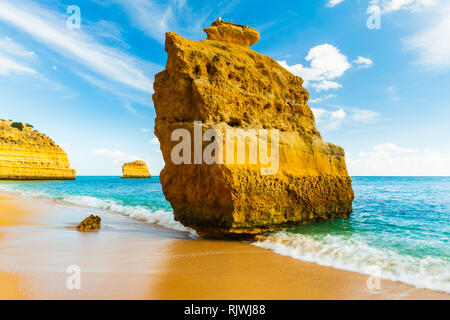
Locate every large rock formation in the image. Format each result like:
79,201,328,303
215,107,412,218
122,160,151,178
0,120,76,180
153,20,354,237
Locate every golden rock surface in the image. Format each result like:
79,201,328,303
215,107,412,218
0,120,76,180
204,19,259,47
122,160,151,178
153,21,354,237
77,215,101,232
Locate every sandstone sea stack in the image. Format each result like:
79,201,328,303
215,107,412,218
122,160,151,178
153,20,354,237
0,120,75,180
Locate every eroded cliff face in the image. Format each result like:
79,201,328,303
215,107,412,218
153,20,354,237
122,160,151,178
0,120,75,180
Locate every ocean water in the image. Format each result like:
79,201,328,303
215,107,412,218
0,176,449,293
0,176,195,235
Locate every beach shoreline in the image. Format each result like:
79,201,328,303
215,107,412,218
0,190,448,300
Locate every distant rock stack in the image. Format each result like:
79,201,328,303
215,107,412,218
153,20,354,237
0,120,76,180
122,160,151,178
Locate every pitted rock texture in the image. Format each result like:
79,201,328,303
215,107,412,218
153,21,354,238
0,120,76,180
77,215,101,232
203,19,259,47
122,160,151,178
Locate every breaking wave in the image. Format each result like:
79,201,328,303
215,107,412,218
253,232,450,293
0,184,197,237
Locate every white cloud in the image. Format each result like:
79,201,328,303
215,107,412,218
0,36,37,76
0,36,36,58
372,143,417,154
404,4,450,68
141,128,150,133
311,80,342,92
278,43,351,92
327,0,345,7
0,55,36,75
76,72,154,107
347,143,450,176
352,109,378,122
309,94,337,104
311,107,346,130
112,0,218,44
387,85,400,101
115,0,173,44
150,138,159,145
0,0,156,94
92,148,139,162
312,106,378,130
353,56,374,69
372,0,437,13
124,101,138,116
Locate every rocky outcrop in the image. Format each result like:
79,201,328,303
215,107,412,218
0,120,76,180
77,215,101,232
153,20,354,237
203,20,259,47
122,160,151,178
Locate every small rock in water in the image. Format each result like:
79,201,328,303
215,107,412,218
76,215,101,232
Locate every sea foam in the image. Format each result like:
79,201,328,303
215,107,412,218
253,232,450,293
0,185,197,237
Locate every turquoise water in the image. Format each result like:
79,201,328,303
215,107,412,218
1,176,449,292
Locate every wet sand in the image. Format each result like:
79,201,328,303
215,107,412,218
0,191,448,300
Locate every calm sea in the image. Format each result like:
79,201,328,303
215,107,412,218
1,176,449,292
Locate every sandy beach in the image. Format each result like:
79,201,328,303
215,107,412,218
0,191,448,300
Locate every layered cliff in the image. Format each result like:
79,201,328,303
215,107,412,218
153,20,354,237
0,120,75,180
122,160,151,178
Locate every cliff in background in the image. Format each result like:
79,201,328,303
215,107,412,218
153,20,354,237
0,120,75,180
122,160,151,178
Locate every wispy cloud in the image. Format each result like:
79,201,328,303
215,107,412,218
76,72,155,107
92,148,139,162
347,142,450,176
309,94,337,104
0,0,156,94
351,109,378,122
311,105,379,131
124,101,139,116
353,56,374,69
0,55,36,75
404,3,450,69
311,107,346,130
0,36,37,76
372,0,436,13
111,0,241,44
0,36,36,58
326,0,345,8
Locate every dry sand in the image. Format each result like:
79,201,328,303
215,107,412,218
0,191,448,300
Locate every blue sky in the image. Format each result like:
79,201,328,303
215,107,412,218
0,0,449,176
